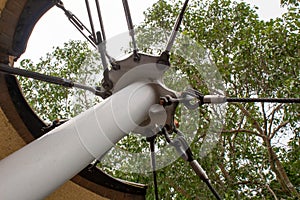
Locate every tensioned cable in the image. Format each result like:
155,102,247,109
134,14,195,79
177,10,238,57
164,128,222,200
94,0,117,67
85,0,97,43
0,63,104,96
203,179,222,200
122,0,140,60
2,63,299,105
181,91,300,105
95,0,107,41
56,1,96,47
157,0,190,67
2,64,298,105
0,63,74,87
226,97,300,103
147,136,159,200
165,0,190,53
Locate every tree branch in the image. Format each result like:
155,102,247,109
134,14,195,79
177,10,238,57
269,120,289,140
234,103,265,136
261,103,268,136
264,138,300,198
258,171,278,200
217,162,233,183
268,104,283,136
222,129,263,138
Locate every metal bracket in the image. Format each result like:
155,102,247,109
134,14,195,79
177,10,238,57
106,53,179,136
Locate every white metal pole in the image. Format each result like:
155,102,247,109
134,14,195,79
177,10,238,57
0,82,157,200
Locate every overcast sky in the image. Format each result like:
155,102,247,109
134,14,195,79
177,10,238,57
18,0,286,62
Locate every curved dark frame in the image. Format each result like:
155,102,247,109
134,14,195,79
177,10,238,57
0,0,147,198
12,0,57,56
4,74,147,197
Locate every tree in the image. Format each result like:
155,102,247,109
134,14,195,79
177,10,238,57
18,40,102,122
18,0,299,199
137,0,299,199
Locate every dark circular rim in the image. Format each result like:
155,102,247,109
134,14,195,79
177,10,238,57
0,0,147,198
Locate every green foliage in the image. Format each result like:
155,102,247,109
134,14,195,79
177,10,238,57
18,40,102,122
135,0,300,199
281,0,299,7
18,0,299,199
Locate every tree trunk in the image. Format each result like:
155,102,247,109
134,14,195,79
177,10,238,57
264,138,300,198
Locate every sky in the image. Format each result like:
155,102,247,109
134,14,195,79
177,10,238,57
18,0,286,62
